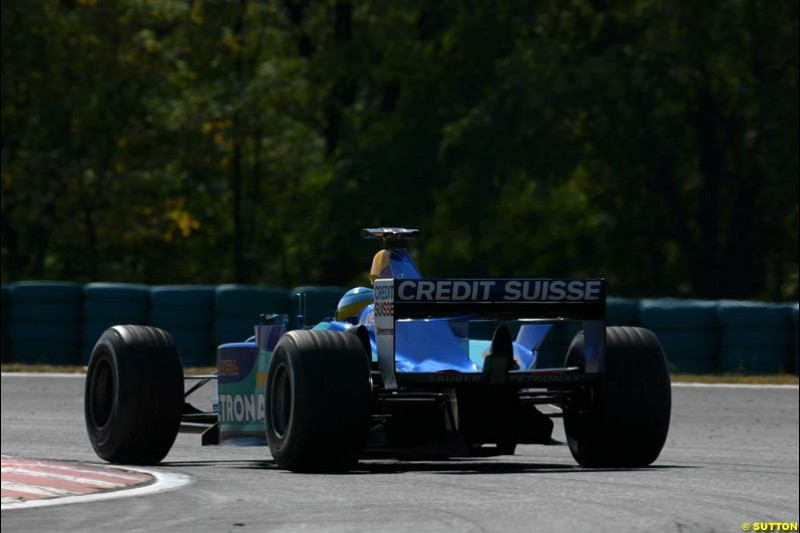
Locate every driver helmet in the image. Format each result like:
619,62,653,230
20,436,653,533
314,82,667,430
335,287,374,323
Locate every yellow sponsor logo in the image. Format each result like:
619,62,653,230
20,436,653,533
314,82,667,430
742,522,798,531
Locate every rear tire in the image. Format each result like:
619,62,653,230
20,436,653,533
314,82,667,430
564,326,671,467
265,330,372,472
84,325,184,465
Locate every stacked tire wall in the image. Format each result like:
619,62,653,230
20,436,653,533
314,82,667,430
290,286,347,329
149,286,215,367
716,301,791,374
213,285,290,346
1,286,10,362
1,282,797,375
82,283,150,364
792,304,799,375
606,297,640,327
8,282,83,364
639,299,718,374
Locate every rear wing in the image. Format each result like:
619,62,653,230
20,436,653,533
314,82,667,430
374,278,607,389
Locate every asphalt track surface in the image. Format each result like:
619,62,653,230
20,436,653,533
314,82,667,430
2,374,798,533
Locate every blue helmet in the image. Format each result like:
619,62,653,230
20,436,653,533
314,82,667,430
335,287,374,323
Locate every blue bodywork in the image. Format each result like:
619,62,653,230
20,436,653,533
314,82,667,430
314,316,550,372
312,247,552,372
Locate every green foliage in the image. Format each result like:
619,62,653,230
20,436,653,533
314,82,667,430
1,0,797,300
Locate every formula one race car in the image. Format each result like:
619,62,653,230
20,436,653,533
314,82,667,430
84,228,671,472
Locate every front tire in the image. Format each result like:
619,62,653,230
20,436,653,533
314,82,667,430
265,330,371,472
84,325,184,465
564,326,671,467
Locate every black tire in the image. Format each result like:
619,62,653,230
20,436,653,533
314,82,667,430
84,325,184,465
265,330,371,472
564,326,671,467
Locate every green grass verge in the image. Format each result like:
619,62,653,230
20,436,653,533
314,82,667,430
670,373,799,385
1,364,87,374
1,363,797,384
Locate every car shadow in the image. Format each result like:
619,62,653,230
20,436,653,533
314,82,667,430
172,458,694,476
354,461,692,475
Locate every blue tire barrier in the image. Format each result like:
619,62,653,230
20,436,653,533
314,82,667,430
717,300,791,328
1,285,10,362
81,283,151,364
639,298,718,329
10,322,82,342
4,281,797,376
215,285,290,314
149,308,212,329
791,305,799,375
83,301,149,323
149,286,215,367
716,301,791,374
290,286,347,328
720,330,787,351
9,281,83,303
4,341,80,365
213,317,256,345
83,282,150,303
665,356,716,374
606,297,640,326
9,282,83,365
150,285,215,307
83,322,111,358
149,287,215,326
9,322,81,365
640,299,718,373
212,285,290,346
652,331,718,361
647,330,717,371
718,348,787,375
1,285,9,313
168,329,214,367
10,302,82,323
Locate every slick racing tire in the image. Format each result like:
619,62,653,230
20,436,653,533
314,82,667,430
265,330,371,472
85,325,184,465
563,326,671,467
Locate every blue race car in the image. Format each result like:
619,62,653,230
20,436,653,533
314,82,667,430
84,227,671,472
